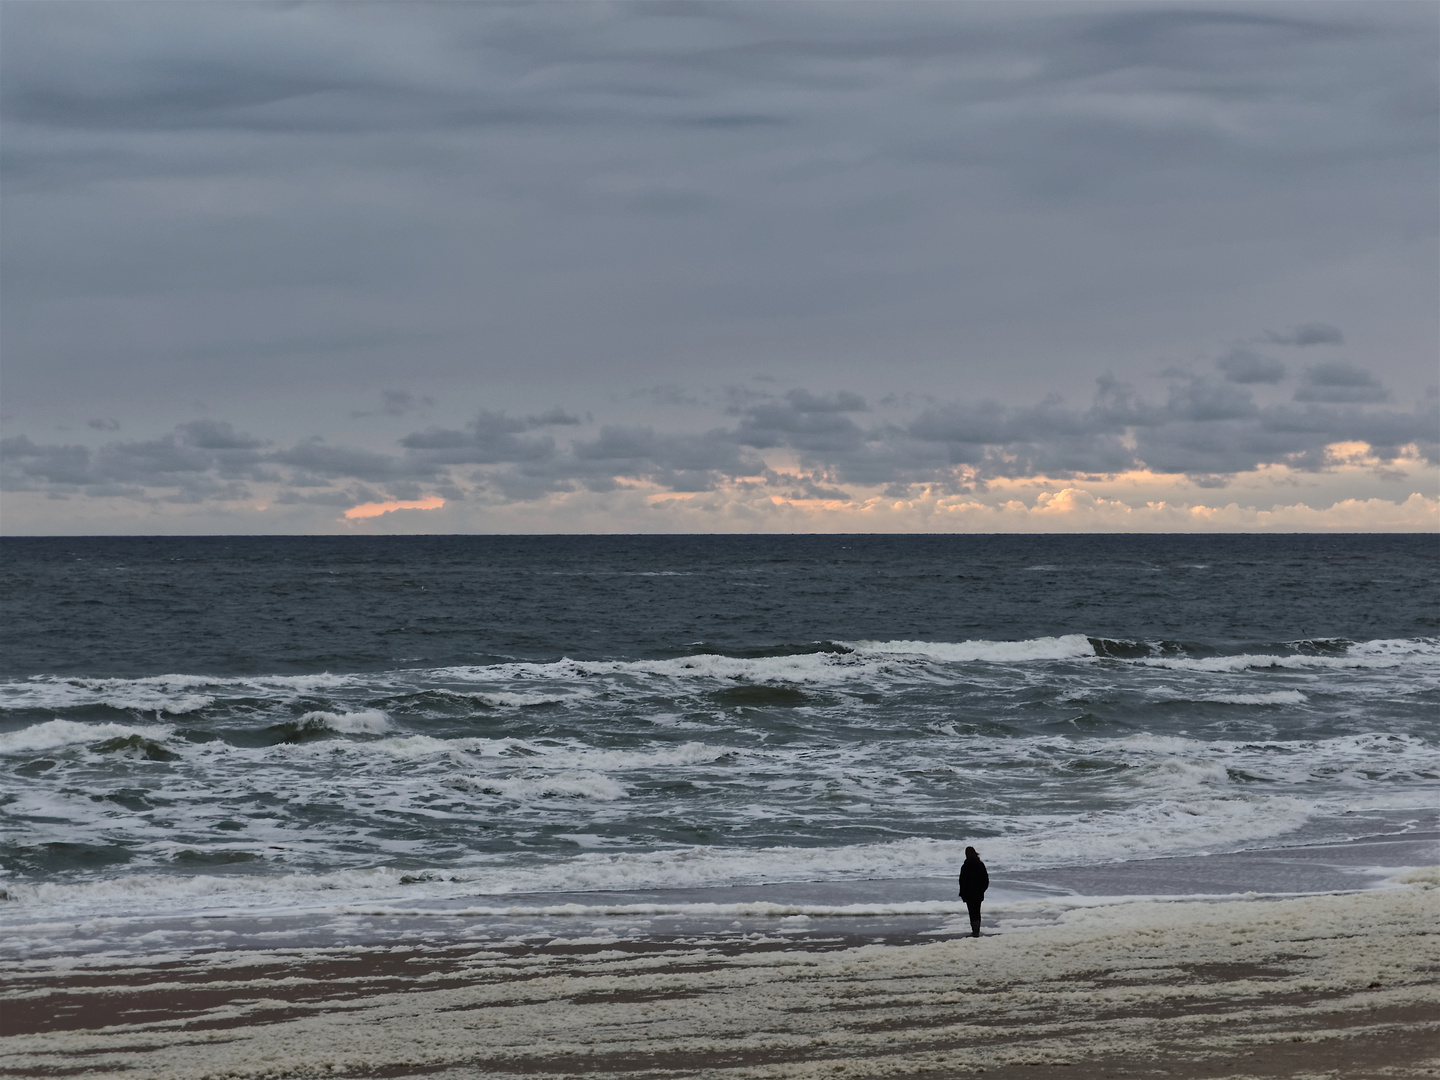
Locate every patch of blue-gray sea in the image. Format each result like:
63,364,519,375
1,535,1436,955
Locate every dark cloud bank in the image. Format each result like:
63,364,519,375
5,360,1434,510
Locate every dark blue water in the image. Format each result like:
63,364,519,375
3,534,1434,677
1,534,1436,953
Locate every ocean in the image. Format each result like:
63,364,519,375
2,533,1436,957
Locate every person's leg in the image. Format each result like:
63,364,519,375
967,901,981,936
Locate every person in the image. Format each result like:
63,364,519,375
958,846,988,937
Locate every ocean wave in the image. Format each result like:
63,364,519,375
0,675,215,715
429,634,1104,688
334,736,732,772
367,734,466,758
432,653,872,688
5,638,1433,720
1347,637,1440,660
560,740,735,771
1131,637,1440,673
1200,691,1308,706
258,709,392,745
242,673,355,692
447,770,628,802
0,671,358,716
473,690,590,708
294,709,390,735
0,718,176,756
1105,731,1440,789
847,635,1097,663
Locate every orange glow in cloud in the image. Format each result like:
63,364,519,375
343,496,445,520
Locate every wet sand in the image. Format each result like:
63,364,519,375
3,878,1437,1079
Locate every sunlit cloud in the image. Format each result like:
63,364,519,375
342,496,445,520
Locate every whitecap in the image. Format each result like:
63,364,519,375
1201,691,1307,706
1133,636,1440,673
451,770,627,802
849,635,1096,663
1,675,215,715
294,709,391,735
0,718,175,756
368,735,460,758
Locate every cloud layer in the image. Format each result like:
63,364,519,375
5,350,1434,531
1,2,1435,532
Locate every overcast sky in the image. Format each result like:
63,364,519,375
2,0,1436,533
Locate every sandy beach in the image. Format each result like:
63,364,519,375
4,875,1437,1080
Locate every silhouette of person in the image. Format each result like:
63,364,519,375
958,846,988,938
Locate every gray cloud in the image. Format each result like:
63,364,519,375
734,390,869,453
1,419,269,502
352,389,435,418
526,408,584,427
572,426,756,492
271,440,429,484
1216,348,1286,384
900,372,1436,482
1,436,93,488
634,384,705,408
4,373,1435,512
176,419,265,452
907,396,1129,476
1262,323,1345,347
1131,394,1436,476
1295,361,1390,404
759,470,854,502
1162,375,1259,423
400,411,559,465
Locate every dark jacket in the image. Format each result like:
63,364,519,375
958,857,989,902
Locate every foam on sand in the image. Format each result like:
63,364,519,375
2,879,1435,1079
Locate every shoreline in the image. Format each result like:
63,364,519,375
6,819,1435,962
4,876,1437,1079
